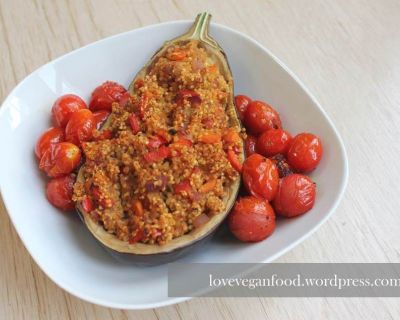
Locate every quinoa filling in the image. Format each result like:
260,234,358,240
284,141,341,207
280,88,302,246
73,40,242,245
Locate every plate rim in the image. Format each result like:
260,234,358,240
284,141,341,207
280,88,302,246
0,19,349,310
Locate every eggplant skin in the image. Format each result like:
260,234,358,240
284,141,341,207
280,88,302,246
75,13,243,266
106,236,212,265
76,209,216,266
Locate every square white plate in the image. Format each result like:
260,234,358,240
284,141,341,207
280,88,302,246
0,20,348,309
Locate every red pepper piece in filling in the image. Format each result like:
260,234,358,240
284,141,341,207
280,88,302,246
151,229,162,239
138,92,150,119
128,114,140,134
176,89,202,107
91,186,101,200
176,137,193,147
132,200,144,217
170,136,193,156
167,49,187,61
147,135,167,149
227,150,243,173
82,196,93,212
174,179,192,195
133,79,144,90
129,229,144,244
143,146,171,163
191,167,201,175
156,129,169,141
91,186,113,208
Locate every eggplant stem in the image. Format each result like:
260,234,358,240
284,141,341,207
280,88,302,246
174,12,219,49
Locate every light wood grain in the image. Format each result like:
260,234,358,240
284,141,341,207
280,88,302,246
1,0,400,319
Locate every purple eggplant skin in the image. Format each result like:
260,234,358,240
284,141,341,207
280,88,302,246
76,209,220,266
74,12,243,266
102,232,213,266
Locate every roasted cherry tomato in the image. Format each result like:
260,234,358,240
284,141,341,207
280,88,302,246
287,133,323,172
271,154,294,178
92,129,113,141
242,153,279,201
92,110,110,129
39,142,81,177
228,196,276,242
118,92,132,107
256,129,292,157
273,174,316,217
35,127,65,159
234,95,252,121
244,135,257,157
65,109,95,146
51,94,87,128
46,175,75,211
89,81,127,111
244,101,282,135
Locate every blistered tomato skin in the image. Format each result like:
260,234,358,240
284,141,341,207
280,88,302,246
65,109,95,146
271,154,294,178
234,95,252,121
46,175,75,211
51,94,87,128
244,101,282,135
273,174,316,217
287,133,323,172
256,129,292,157
242,153,279,201
228,196,276,242
35,127,65,159
92,110,110,129
39,142,81,178
244,135,257,157
89,81,127,112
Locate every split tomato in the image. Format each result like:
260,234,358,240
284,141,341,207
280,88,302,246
244,101,282,135
65,109,95,146
287,133,323,172
46,175,75,211
89,81,127,112
35,127,65,159
256,129,292,157
39,142,81,178
242,153,279,201
51,94,87,128
273,174,316,217
228,196,276,242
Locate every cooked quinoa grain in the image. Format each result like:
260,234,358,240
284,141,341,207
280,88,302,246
73,40,242,245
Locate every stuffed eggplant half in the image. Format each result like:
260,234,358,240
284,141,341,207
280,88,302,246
73,13,244,265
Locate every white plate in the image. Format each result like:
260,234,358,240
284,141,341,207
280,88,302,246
0,20,348,309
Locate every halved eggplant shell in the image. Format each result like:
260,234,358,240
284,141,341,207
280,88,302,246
76,12,243,265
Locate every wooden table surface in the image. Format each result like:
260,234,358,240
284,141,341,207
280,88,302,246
1,0,400,318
